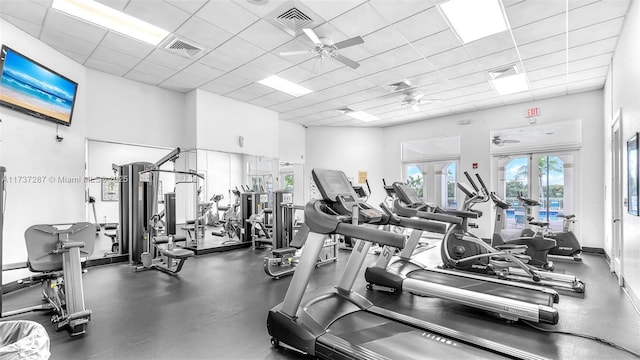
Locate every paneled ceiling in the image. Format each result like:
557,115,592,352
0,0,630,127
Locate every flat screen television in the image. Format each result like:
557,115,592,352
0,45,78,126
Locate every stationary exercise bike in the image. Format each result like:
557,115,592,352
517,192,583,261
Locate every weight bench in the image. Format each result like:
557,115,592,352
135,235,194,276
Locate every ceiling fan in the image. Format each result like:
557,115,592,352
400,92,441,112
279,28,364,70
492,136,521,146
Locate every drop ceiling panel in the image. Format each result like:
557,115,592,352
163,0,207,13
372,45,422,69
272,39,314,65
216,36,266,63
523,51,566,72
368,0,432,24
567,76,606,93
123,0,191,32
427,46,473,69
393,6,449,42
518,34,565,59
568,0,630,30
473,48,521,72
39,28,97,57
500,91,533,105
88,46,143,69
249,52,295,74
458,82,494,97
85,57,128,77
391,60,434,79
199,80,237,95
1,15,43,39
276,65,315,83
0,0,48,26
124,69,164,85
98,32,155,59
248,96,279,108
361,26,410,55
237,19,292,51
464,32,515,59
157,80,192,93
206,72,253,90
145,48,194,71
129,60,178,81
450,72,488,88
298,57,342,74
512,14,566,45
321,67,362,85
412,30,460,58
302,0,365,22
505,0,565,29
195,1,259,34
439,61,483,80
329,3,387,38
568,65,608,82
568,17,625,45
232,0,295,18
529,75,567,90
199,50,242,72
528,64,566,82
300,76,336,91
162,70,211,89
569,53,612,72
229,63,271,82
174,16,233,50
568,37,618,60
181,62,225,81
43,10,107,43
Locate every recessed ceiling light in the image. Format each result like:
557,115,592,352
52,0,170,45
490,73,529,96
257,75,313,97
439,0,508,44
346,111,378,122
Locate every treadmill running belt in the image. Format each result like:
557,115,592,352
404,267,554,306
321,311,511,359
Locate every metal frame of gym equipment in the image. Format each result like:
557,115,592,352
263,190,337,279
1,166,95,336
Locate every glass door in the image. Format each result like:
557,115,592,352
404,160,458,208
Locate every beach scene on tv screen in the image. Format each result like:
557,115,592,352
0,49,76,124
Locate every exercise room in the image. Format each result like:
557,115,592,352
0,0,638,359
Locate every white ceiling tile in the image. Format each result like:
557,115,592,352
39,28,97,57
473,98,503,110
322,67,363,85
464,32,515,59
124,69,164,85
123,0,191,32
271,39,315,65
146,48,194,71
225,88,262,102
458,82,494,96
373,45,423,69
216,36,266,63
569,53,612,72
196,1,259,34
248,52,294,74
89,46,143,69
530,75,567,90
365,69,407,87
568,17,625,45
231,0,291,18
354,55,392,76
568,65,608,82
361,26,410,55
368,0,433,25
473,48,521,71
277,65,315,83
505,0,565,29
518,34,565,59
412,29,460,58
85,57,128,77
174,16,233,50
163,71,210,89
411,71,447,87
182,62,225,81
523,51,565,72
298,56,342,74
248,96,279,108
418,80,455,95
568,0,601,10
394,60,436,79
199,80,236,95
162,0,207,13
512,13,565,45
0,0,47,27
129,60,178,81
567,76,605,93
96,0,129,11
237,19,292,51
43,10,107,43
300,76,336,91
428,46,473,69
213,73,254,89
329,3,387,38
568,0,630,30
528,64,566,82
2,15,42,38
501,91,534,105
198,50,241,72
98,32,155,59
393,6,449,42
302,0,366,22
450,72,487,88
157,80,192,93
229,63,271,82
439,60,483,79
569,37,618,60
56,47,89,65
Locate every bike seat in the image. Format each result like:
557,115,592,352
529,221,549,227
558,214,575,219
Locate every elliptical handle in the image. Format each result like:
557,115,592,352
475,173,490,194
464,171,480,192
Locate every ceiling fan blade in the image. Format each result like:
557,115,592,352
279,50,312,56
411,104,420,112
333,54,360,69
302,28,322,45
504,139,520,143
333,36,364,49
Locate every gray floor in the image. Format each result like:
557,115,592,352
2,242,640,360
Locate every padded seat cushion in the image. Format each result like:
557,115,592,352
103,224,118,230
160,248,194,259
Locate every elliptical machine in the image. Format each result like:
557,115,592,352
518,192,583,261
440,172,584,293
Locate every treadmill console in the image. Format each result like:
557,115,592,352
335,194,383,223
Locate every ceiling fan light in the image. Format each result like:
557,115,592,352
439,0,508,44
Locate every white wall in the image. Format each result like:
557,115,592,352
195,89,280,158
382,91,604,242
0,19,88,264
603,0,640,306
305,127,386,209
278,120,305,164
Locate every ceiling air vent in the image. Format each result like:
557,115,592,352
265,1,324,37
386,79,414,93
163,38,203,59
488,65,518,80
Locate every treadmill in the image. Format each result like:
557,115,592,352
365,182,560,324
267,168,549,360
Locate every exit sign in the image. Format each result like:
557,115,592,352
526,107,540,118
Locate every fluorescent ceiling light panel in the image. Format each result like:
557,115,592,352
346,111,378,122
51,0,170,45
491,73,529,95
439,0,508,43
258,75,313,97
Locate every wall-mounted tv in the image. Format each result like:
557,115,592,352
0,45,78,126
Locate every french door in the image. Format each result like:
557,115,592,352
404,160,458,210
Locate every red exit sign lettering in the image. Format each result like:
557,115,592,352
526,107,540,118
